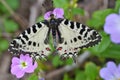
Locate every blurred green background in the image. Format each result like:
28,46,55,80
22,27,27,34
0,0,120,80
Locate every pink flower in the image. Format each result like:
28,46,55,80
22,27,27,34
44,8,64,20
11,54,37,78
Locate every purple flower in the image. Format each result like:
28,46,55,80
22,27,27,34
39,78,45,80
44,8,64,20
100,61,120,80
104,13,120,44
11,54,37,78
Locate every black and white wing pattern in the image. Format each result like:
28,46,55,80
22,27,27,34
8,22,51,60
57,19,101,59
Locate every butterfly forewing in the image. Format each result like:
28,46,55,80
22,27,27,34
9,22,51,59
9,17,101,61
57,19,101,58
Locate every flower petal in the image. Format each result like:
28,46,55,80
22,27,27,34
24,55,32,64
20,54,26,61
106,61,117,73
11,57,20,67
110,33,120,44
105,14,120,22
53,8,64,18
44,11,52,20
104,14,120,34
104,22,117,34
116,64,120,79
11,65,25,78
24,61,38,73
99,68,114,80
11,65,22,75
15,70,25,78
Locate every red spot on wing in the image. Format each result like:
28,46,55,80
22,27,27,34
74,48,78,50
57,47,62,51
46,47,51,51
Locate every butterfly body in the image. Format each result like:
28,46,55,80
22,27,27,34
8,14,101,61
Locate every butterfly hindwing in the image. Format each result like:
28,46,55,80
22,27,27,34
9,22,51,60
57,19,101,59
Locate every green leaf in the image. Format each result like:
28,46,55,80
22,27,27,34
4,19,19,32
115,0,120,13
85,62,98,80
100,43,120,59
0,39,9,52
28,73,38,80
87,9,114,29
52,55,63,67
37,16,44,22
6,0,19,10
0,0,19,14
72,8,84,15
63,73,71,80
75,71,86,80
65,58,73,65
89,31,111,54
53,0,69,9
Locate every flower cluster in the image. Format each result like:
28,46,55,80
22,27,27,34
104,13,120,44
11,54,37,78
44,8,64,20
100,61,120,80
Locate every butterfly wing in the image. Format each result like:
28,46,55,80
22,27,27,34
9,22,51,60
57,19,101,59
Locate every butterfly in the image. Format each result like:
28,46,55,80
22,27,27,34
8,9,101,61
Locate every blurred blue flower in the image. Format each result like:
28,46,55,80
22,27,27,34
39,78,45,80
44,8,64,20
100,61,120,80
104,13,120,44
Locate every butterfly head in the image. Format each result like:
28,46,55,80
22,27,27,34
49,14,58,25
50,14,55,19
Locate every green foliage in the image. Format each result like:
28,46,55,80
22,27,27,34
52,55,64,67
53,0,69,9
75,71,86,80
63,73,71,80
115,0,120,13
52,56,73,67
87,9,114,29
100,43,120,59
85,62,98,80
28,73,38,80
6,0,19,10
0,0,19,14
71,8,84,16
37,16,44,22
0,39,9,52
4,19,19,32
65,58,73,65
